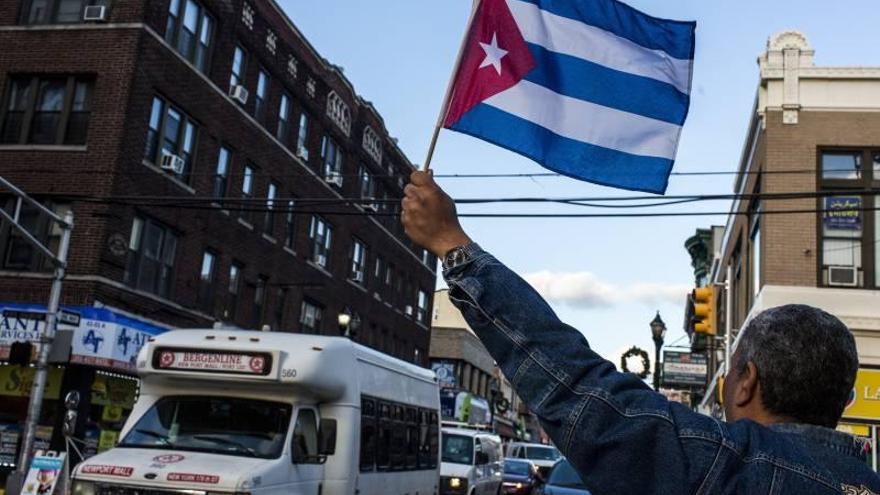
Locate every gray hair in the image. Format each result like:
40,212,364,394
734,304,858,427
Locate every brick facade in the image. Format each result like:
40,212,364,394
0,0,436,365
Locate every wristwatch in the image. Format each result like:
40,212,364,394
442,243,480,270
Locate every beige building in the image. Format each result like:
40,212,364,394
695,31,880,459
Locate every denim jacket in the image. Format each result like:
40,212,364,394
444,247,880,494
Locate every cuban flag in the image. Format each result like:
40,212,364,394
442,0,696,194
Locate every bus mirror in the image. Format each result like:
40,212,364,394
319,418,337,456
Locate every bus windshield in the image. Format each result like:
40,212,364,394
441,434,474,465
119,396,291,459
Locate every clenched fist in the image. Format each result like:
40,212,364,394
401,171,472,258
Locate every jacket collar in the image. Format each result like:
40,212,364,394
767,422,871,461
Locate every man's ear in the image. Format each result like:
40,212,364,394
733,361,760,408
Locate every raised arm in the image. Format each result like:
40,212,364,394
401,171,723,494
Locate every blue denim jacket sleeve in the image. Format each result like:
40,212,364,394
444,248,725,494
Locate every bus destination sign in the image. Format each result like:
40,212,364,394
154,348,272,376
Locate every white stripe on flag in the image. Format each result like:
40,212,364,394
507,0,693,95
484,80,682,159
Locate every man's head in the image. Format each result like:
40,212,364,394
722,304,858,427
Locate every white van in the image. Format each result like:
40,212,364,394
440,428,503,495
504,442,561,479
70,329,440,495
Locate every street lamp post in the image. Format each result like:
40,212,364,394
650,311,667,391
337,308,361,339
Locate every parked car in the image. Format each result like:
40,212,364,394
502,458,542,494
533,459,590,495
440,427,504,495
506,442,562,479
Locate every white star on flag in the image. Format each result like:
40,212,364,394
479,32,508,75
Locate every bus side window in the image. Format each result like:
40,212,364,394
428,411,438,469
390,405,405,470
291,408,319,463
376,402,391,471
405,407,418,469
417,409,429,469
360,397,376,472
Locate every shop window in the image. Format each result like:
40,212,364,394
124,216,177,298
1,75,92,145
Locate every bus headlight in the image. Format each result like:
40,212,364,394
450,478,461,488
71,481,96,495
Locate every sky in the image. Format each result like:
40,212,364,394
277,0,880,361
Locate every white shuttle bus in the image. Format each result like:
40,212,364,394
70,329,441,495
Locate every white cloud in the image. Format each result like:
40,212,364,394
524,271,690,309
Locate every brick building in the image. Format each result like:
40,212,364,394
689,31,880,461
0,0,435,476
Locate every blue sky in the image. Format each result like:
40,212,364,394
278,0,880,360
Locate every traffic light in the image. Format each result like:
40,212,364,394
692,287,716,335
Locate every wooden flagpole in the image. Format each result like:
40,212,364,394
422,0,483,172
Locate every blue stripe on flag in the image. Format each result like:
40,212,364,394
452,103,674,194
518,0,696,61
523,43,690,125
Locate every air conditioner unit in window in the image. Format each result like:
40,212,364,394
364,200,378,212
404,305,413,317
828,266,858,287
326,173,343,187
83,5,107,21
230,85,249,105
160,151,185,175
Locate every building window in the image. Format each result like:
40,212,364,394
252,276,267,328
0,198,69,271
21,0,106,24
226,263,242,321
144,96,198,182
284,199,296,250
326,91,351,136
359,164,376,208
239,165,254,224
818,150,880,288
308,215,332,268
229,45,247,93
350,238,367,284
213,146,230,200
277,93,290,143
125,217,177,298
264,182,278,236
165,0,213,73
273,287,288,330
1,75,92,146
254,69,269,122
300,299,323,334
321,135,343,184
197,250,217,312
749,198,761,300
295,113,310,161
417,290,428,324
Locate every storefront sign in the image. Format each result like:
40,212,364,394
21,451,65,495
662,351,708,388
431,361,457,389
838,423,871,437
824,196,862,231
843,368,880,422
0,366,64,399
154,349,271,375
0,303,167,371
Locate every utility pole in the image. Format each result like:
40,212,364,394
0,176,73,495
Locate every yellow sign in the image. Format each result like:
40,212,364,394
101,405,124,422
0,366,63,399
843,368,880,422
98,430,119,453
91,375,137,408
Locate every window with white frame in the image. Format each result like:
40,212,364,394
144,96,198,182
229,45,246,94
165,0,213,73
326,91,351,136
197,249,217,311
240,165,254,224
277,93,290,143
358,164,376,207
417,290,428,324
213,146,230,200
284,199,296,250
350,238,367,283
264,182,278,236
226,262,242,321
125,216,178,298
321,135,343,184
300,299,323,333
308,215,332,268
362,125,382,164
255,69,269,122
252,275,267,327
296,112,309,161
